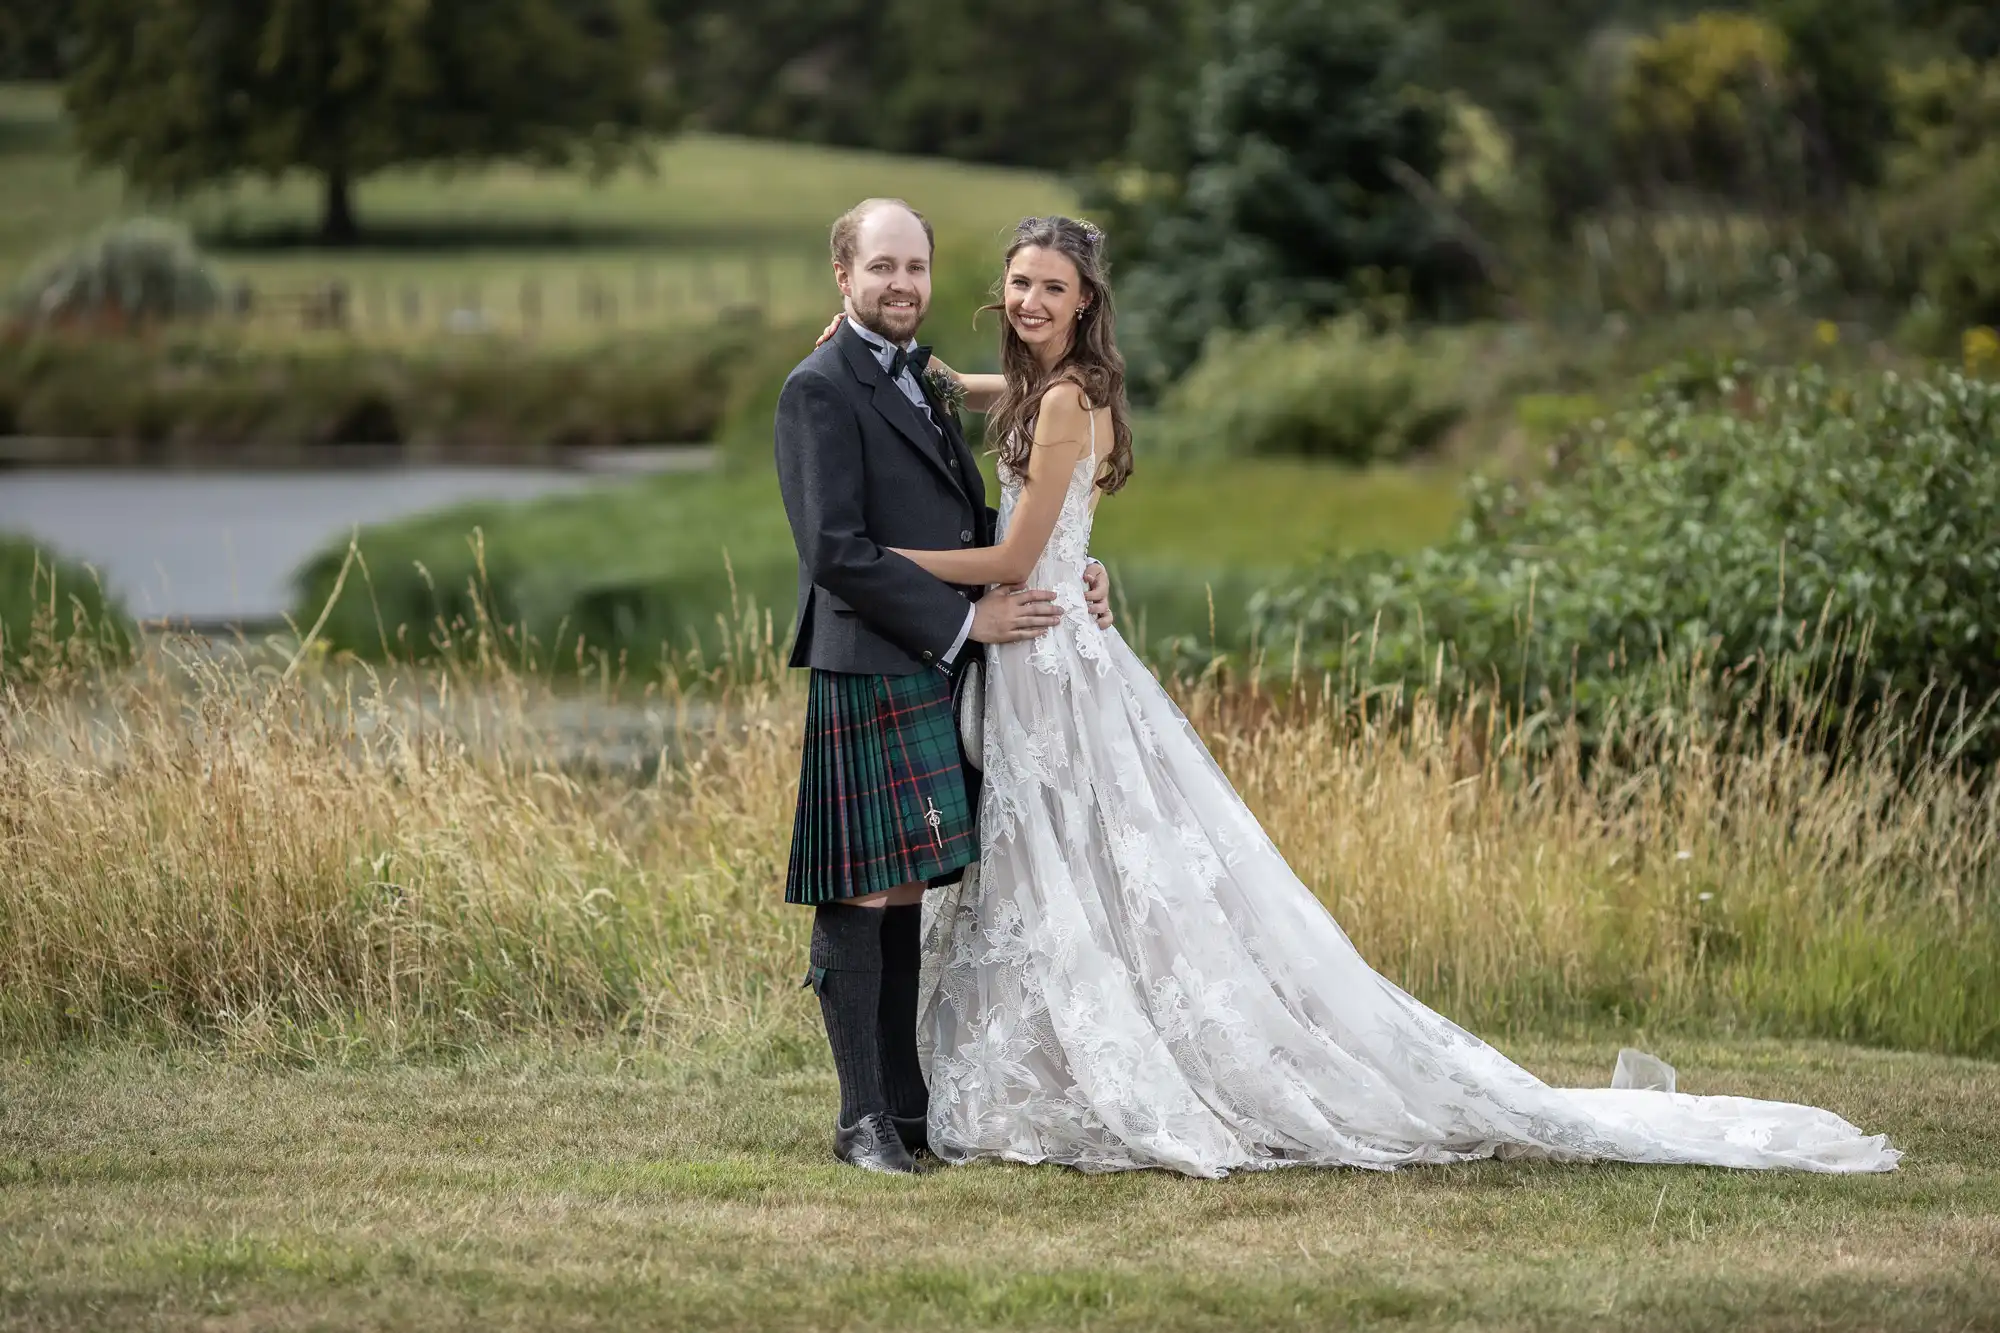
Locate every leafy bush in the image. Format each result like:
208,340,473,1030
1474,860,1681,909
1890,145,2000,343
1095,0,1465,396
1921,205,2000,336
711,333,814,475
0,536,136,676
7,218,225,328
1612,3,1892,206
0,320,771,449
1881,60,2000,346
1253,363,2000,760
1615,13,1795,202
1887,56,2000,185
1151,319,1467,464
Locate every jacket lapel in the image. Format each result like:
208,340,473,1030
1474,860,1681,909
923,377,987,520
834,323,964,497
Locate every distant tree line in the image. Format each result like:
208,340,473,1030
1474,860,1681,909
18,1,1999,176
15,0,2000,375
0,0,69,79
54,0,669,244
656,0,1180,172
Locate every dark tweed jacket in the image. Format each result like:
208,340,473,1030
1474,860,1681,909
775,320,994,676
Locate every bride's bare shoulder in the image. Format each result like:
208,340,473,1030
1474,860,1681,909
1032,380,1091,441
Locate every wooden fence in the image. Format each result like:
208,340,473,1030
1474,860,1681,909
225,252,824,337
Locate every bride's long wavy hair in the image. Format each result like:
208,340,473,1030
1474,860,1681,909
981,216,1134,495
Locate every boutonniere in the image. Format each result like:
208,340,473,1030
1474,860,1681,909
924,366,968,418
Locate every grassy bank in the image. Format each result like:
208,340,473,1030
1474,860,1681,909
2,636,1993,1059
3,1037,1992,1332
0,535,133,673
289,459,1465,667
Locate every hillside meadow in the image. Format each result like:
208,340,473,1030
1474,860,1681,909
0,80,1074,341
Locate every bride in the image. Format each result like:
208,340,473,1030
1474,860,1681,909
883,214,1897,1178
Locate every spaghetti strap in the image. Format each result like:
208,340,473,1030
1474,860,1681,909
1084,409,1102,512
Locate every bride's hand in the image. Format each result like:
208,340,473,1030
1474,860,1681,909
815,312,844,347
1083,560,1114,629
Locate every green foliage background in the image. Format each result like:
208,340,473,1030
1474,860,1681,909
1255,363,2000,759
62,0,670,240
1094,0,1466,395
0,534,133,674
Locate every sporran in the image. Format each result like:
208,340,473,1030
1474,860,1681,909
951,654,985,773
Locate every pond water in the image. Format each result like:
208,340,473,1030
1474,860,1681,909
0,466,614,625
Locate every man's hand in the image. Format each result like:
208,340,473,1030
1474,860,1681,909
1082,560,1114,630
969,586,1062,644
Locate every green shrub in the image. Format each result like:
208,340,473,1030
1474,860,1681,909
1897,149,2000,341
7,217,225,328
712,319,833,475
1922,212,2000,336
1614,13,1797,203
1097,0,1464,396
0,535,136,675
1150,319,1468,465
0,321,770,449
1253,362,2000,760
1888,57,2000,186
1612,3,1893,206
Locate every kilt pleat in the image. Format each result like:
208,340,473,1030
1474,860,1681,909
785,668,977,905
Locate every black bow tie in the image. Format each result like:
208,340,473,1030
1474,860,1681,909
887,344,933,381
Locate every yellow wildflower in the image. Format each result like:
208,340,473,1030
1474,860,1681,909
1965,326,2000,374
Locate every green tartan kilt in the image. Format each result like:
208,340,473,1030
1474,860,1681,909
784,667,979,905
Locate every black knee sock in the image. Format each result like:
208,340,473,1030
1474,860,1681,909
878,903,928,1121
810,902,887,1126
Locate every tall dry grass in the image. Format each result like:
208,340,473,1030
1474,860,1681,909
1196,671,1999,1056
1,607,1995,1061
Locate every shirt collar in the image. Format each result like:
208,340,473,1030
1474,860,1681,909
847,318,917,361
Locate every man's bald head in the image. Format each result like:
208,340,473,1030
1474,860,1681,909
830,198,935,269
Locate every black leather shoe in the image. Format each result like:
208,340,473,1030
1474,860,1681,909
889,1112,930,1158
833,1113,918,1175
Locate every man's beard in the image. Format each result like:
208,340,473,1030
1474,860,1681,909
854,292,926,342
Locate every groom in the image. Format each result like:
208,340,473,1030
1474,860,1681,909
773,198,1111,1174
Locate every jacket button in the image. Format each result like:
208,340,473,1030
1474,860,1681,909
921,650,935,662
960,529,973,542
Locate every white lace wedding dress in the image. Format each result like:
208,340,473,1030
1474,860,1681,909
919,417,1898,1178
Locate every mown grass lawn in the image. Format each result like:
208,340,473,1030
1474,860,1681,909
2,1036,1992,1332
